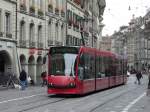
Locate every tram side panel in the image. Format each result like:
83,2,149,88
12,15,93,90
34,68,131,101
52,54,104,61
80,48,96,94
95,53,109,91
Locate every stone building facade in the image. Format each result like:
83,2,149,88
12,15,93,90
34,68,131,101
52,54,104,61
0,0,106,85
17,0,66,84
0,0,20,81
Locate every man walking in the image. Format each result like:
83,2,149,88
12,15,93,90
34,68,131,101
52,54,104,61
19,69,27,90
136,70,143,85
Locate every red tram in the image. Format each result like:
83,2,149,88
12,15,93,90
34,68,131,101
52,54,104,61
47,46,127,95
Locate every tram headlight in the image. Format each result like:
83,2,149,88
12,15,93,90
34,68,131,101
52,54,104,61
48,83,53,88
69,82,76,88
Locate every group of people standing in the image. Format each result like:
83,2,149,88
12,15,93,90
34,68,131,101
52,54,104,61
19,69,47,90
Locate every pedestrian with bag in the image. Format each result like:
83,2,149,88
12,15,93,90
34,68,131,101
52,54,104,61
19,69,27,90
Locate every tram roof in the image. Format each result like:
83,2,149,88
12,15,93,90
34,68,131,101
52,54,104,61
49,46,126,59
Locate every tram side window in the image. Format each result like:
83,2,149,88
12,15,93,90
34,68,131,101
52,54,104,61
83,54,89,79
107,57,114,76
90,55,95,78
120,60,123,75
123,60,127,75
96,56,100,78
104,57,111,77
121,59,127,75
96,56,105,78
80,53,95,79
111,58,116,76
78,53,84,80
99,56,106,78
118,59,122,75
84,54,92,79
116,59,119,75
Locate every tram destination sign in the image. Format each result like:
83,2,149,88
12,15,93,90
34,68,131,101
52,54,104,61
50,47,78,54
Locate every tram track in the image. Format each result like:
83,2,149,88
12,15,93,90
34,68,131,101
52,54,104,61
14,82,141,112
18,97,67,112
16,87,125,112
89,85,144,112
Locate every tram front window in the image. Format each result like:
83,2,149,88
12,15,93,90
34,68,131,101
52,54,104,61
49,53,77,77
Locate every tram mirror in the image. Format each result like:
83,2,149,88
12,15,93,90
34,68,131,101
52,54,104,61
78,67,84,80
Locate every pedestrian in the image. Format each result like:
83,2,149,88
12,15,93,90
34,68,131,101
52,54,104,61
19,69,27,90
41,71,47,87
135,70,143,85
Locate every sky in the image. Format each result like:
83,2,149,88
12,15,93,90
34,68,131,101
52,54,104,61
102,0,150,36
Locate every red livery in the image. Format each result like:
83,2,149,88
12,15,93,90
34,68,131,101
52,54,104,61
47,46,127,95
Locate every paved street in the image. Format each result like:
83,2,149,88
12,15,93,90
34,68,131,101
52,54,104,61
0,75,149,112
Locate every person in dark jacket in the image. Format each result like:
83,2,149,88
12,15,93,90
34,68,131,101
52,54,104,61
136,70,143,85
41,71,47,87
19,69,27,90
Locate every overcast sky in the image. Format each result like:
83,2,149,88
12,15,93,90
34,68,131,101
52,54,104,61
102,0,150,36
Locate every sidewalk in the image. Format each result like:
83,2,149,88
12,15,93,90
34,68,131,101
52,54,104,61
0,86,47,102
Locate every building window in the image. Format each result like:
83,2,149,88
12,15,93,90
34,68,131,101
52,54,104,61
66,35,70,45
20,21,26,40
38,25,42,43
61,24,64,43
5,12,11,34
29,23,34,42
38,0,43,9
56,0,59,8
37,0,44,17
30,0,35,6
70,36,73,45
67,10,73,27
48,21,52,40
20,0,26,11
0,10,2,32
29,0,35,14
75,38,78,46
61,0,65,9
55,23,58,41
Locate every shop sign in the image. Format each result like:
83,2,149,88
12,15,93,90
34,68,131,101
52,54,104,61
29,48,36,54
